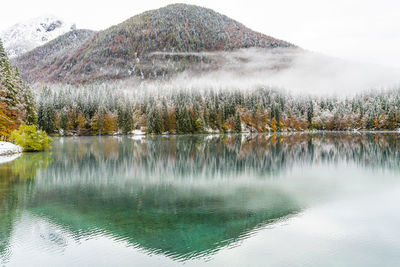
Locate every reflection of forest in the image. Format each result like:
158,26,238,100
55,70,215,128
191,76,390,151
35,133,400,186
0,152,51,262
2,133,400,185
1,133,400,262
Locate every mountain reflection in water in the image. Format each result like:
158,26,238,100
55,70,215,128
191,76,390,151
1,133,400,265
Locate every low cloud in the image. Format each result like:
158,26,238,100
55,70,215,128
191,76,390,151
144,48,400,96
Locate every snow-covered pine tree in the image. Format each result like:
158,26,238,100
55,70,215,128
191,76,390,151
37,87,56,134
234,111,242,133
0,38,29,138
147,106,162,134
117,99,134,134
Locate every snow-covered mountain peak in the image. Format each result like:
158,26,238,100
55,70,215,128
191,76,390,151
0,15,76,58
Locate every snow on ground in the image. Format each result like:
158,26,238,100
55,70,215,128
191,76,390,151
131,129,146,135
0,142,22,165
128,129,146,141
0,141,22,155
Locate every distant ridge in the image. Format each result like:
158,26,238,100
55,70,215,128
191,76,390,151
13,4,296,84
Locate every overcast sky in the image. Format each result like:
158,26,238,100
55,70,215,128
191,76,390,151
1,0,399,68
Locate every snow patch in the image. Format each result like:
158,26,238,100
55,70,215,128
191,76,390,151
205,127,220,134
129,128,146,141
0,141,22,155
0,142,22,165
131,129,145,135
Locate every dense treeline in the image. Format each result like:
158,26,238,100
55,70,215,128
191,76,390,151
0,38,36,139
35,83,400,136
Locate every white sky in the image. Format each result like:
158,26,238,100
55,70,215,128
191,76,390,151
1,0,399,68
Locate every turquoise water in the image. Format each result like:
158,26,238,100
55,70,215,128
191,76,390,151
1,133,400,266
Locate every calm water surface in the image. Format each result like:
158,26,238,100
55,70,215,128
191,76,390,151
1,133,400,266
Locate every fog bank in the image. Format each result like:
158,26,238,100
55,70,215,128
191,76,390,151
146,48,400,96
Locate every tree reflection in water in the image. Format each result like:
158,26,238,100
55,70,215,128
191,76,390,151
1,133,400,262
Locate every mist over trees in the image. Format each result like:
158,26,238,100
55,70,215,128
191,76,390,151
3,37,400,138
33,83,400,136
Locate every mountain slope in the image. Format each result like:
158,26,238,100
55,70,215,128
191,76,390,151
13,4,296,84
12,29,96,82
1,15,76,58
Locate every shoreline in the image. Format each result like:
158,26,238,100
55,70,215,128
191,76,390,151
53,129,400,138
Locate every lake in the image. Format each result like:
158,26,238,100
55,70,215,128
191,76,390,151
1,133,400,266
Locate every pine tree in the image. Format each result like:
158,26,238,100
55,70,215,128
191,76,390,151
161,99,170,132
365,112,374,129
103,113,117,135
0,38,27,137
374,117,380,129
117,101,134,134
91,108,108,135
307,100,313,126
22,85,37,125
90,113,100,135
194,118,203,133
176,107,192,133
147,107,162,134
58,108,69,133
76,113,90,135
271,117,277,132
234,111,242,133
37,87,55,134
386,110,397,130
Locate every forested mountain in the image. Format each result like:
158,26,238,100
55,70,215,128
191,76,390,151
0,39,36,138
0,16,76,58
13,4,295,84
